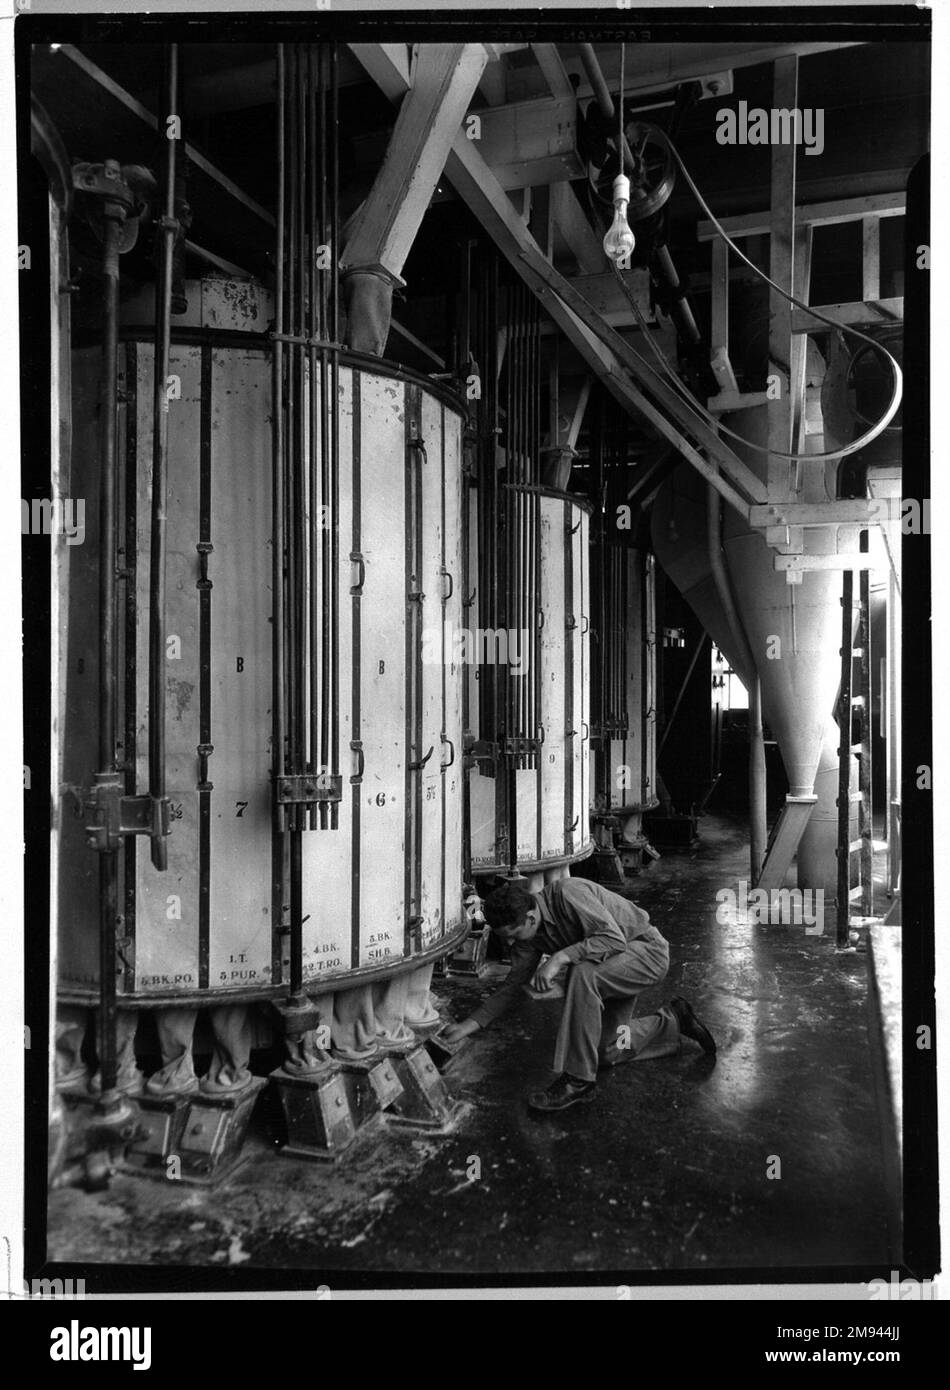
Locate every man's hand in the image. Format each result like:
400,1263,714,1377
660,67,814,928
530,954,565,993
442,1019,480,1043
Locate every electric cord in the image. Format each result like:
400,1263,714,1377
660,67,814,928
605,126,902,465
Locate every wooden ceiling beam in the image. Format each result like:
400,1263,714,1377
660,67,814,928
341,43,488,283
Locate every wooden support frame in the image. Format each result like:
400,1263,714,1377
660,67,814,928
341,43,489,283
862,215,882,302
570,42,860,109
774,554,878,573
750,499,899,528
708,236,739,398
549,182,608,275
755,795,818,892
563,377,592,451
559,268,659,327
697,191,906,242
351,42,767,519
791,298,903,333
767,55,799,495
789,225,814,458
471,94,582,189
531,43,575,102
60,45,275,228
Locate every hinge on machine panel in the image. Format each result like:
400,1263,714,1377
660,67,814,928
84,772,170,854
463,735,496,773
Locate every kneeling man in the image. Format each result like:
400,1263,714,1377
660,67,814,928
443,876,715,1111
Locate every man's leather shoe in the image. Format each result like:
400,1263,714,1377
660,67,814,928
527,1073,597,1112
670,996,717,1054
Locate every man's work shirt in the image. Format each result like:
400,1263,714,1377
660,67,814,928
470,878,662,1029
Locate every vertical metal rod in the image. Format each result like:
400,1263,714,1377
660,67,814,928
329,41,340,829
524,288,531,744
488,261,500,753
610,544,616,738
99,216,121,775
749,676,766,883
621,548,629,734
270,49,287,985
505,282,515,747
307,43,318,829
886,564,901,894
285,48,298,804
148,42,179,872
610,546,617,730
295,48,308,796
837,569,854,948
532,288,542,749
319,43,331,824
859,534,873,914
287,47,306,994
616,543,622,731
520,285,529,746
273,45,286,832
290,827,303,996
96,206,123,1101
516,285,523,751
616,549,623,726
529,292,538,742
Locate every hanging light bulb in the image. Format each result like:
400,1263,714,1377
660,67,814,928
603,173,636,264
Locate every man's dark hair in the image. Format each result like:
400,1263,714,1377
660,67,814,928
483,880,537,930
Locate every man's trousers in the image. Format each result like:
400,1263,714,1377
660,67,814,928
552,926,681,1083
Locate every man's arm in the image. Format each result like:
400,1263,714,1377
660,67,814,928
462,941,542,1030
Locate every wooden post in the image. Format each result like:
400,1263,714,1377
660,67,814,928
341,44,488,283
767,55,799,498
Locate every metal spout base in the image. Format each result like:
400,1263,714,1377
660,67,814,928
385,1046,460,1133
270,1065,357,1162
339,1055,405,1129
123,1077,267,1185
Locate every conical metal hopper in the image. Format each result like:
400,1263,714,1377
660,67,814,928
652,404,852,799
650,463,754,690
721,405,850,796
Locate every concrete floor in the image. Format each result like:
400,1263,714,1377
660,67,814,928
48,815,890,1278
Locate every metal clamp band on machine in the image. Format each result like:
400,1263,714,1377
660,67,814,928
502,736,541,759
275,773,344,806
83,772,171,855
56,915,474,1011
268,331,345,350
